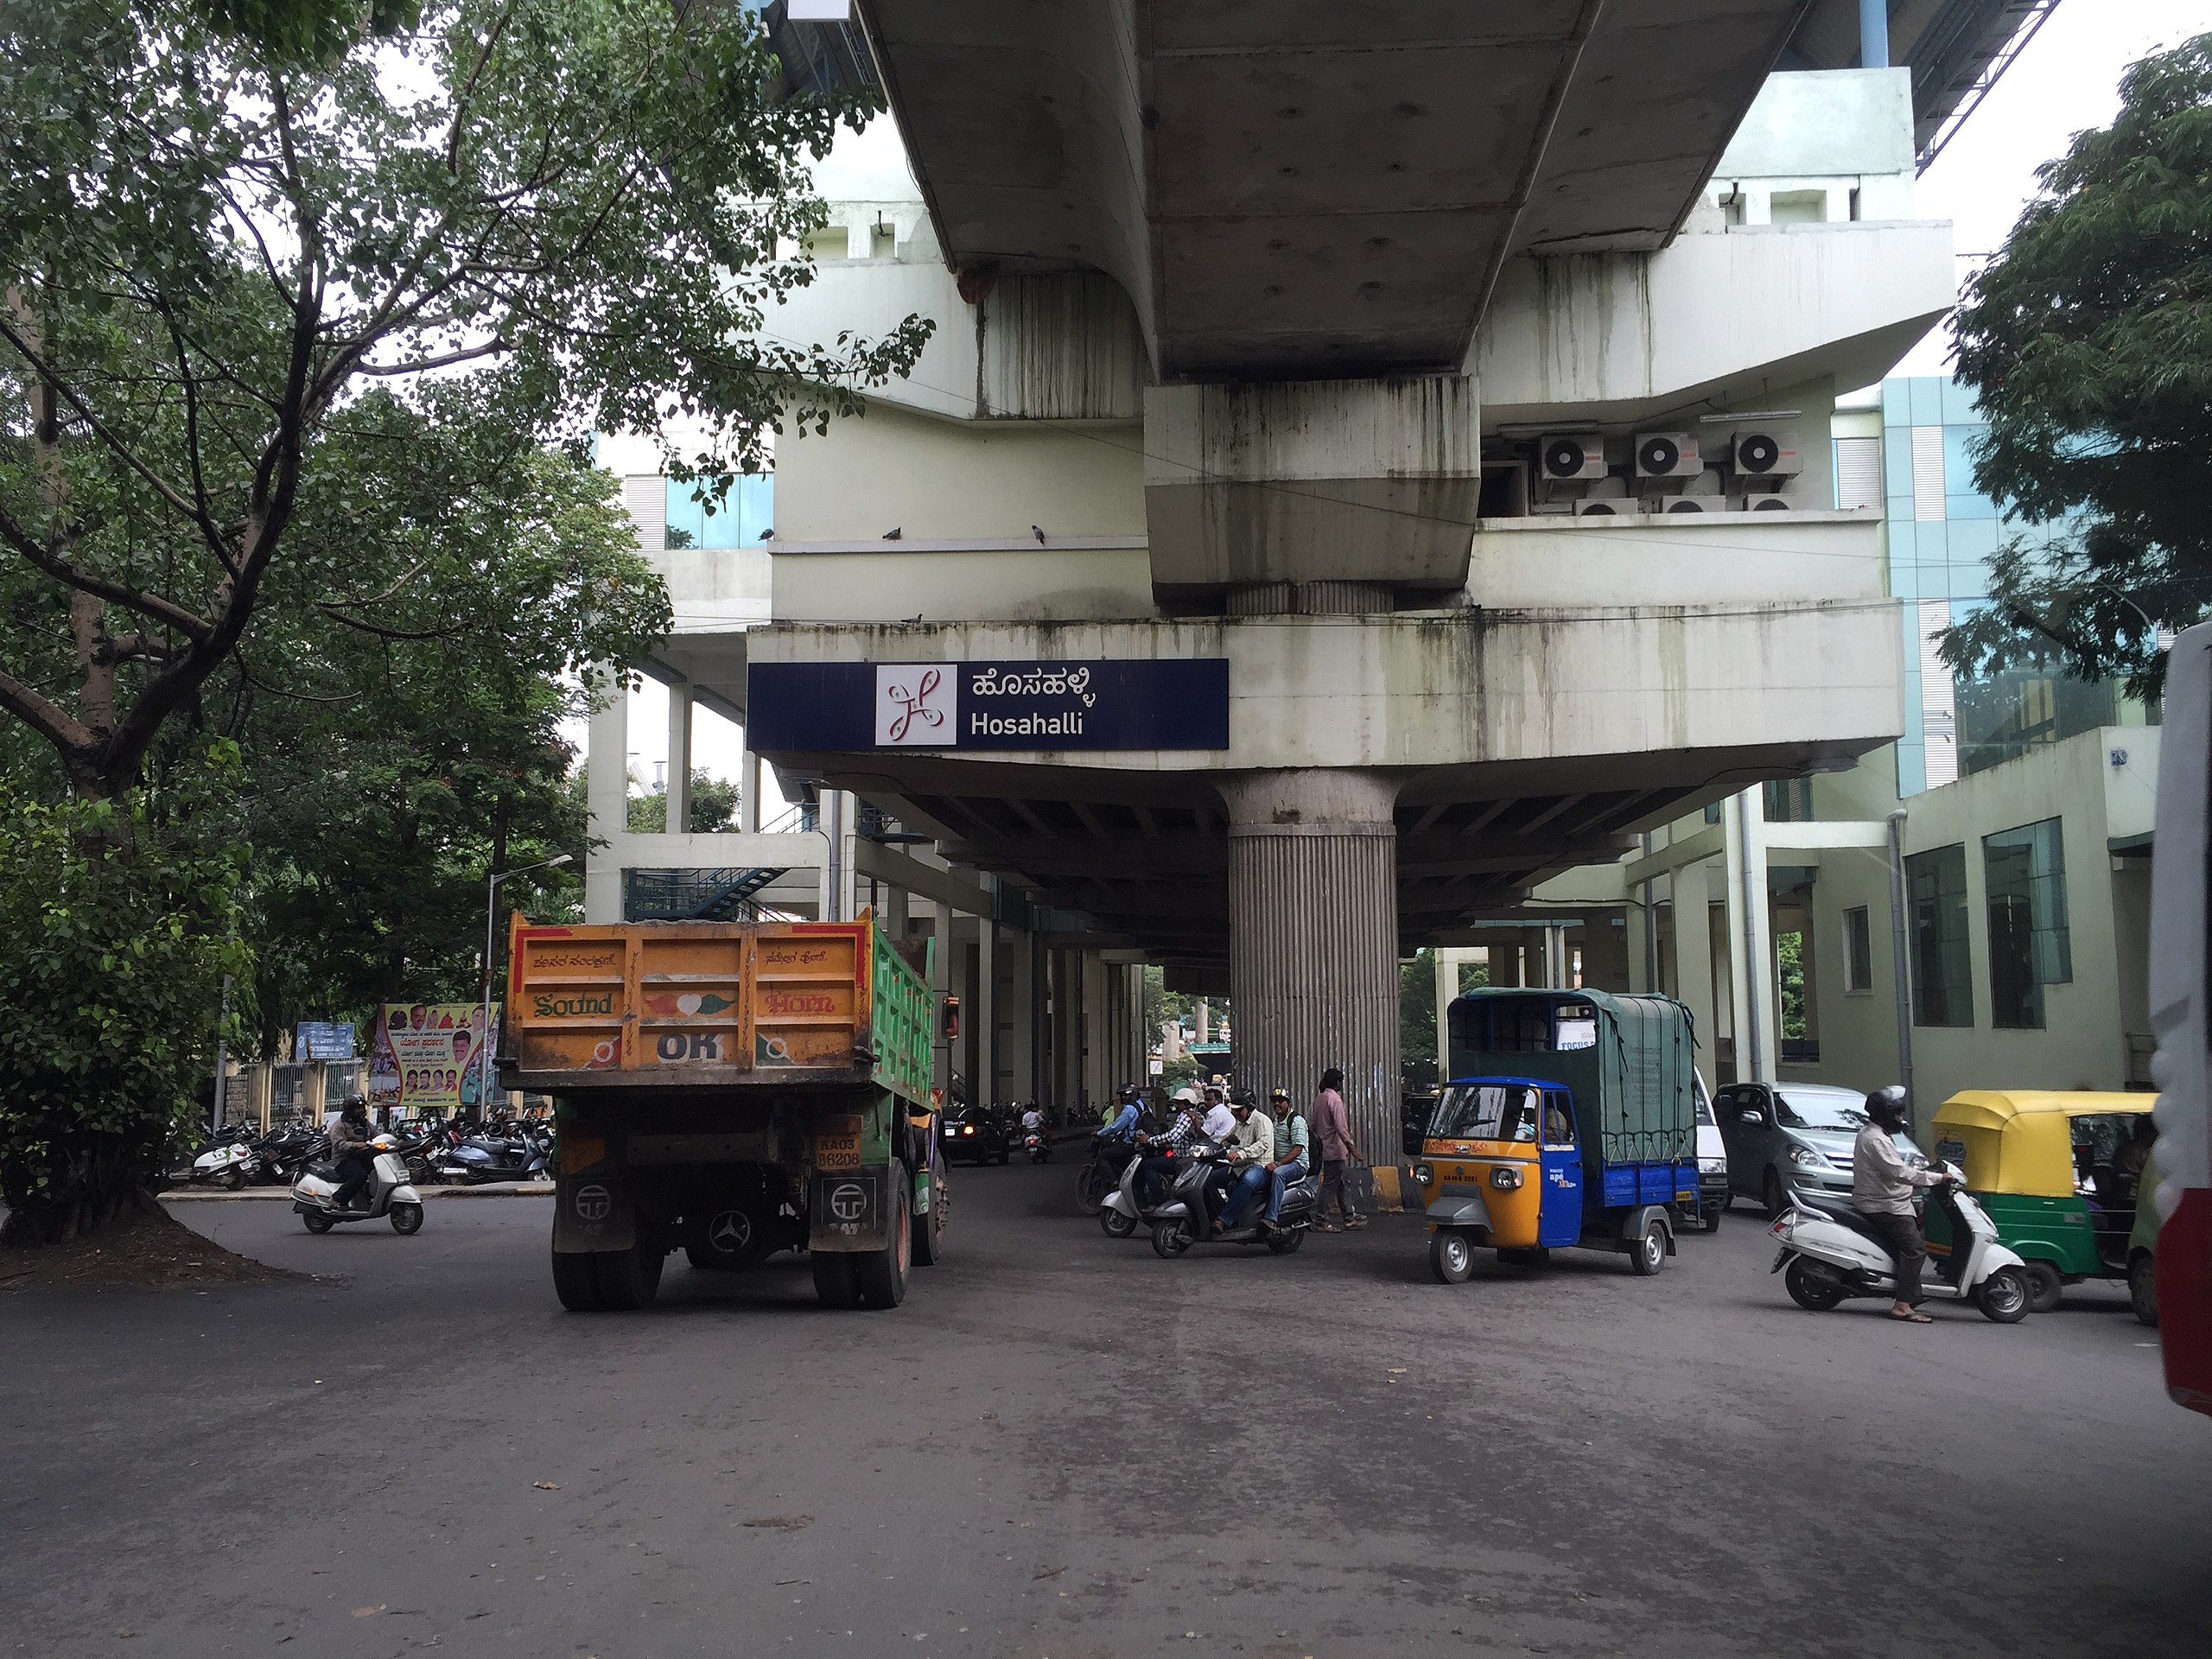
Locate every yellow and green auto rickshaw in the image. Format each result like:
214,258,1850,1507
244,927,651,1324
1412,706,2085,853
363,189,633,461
1926,1091,2158,1313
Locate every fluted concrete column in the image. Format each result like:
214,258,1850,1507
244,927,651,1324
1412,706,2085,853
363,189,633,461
1222,769,1402,1164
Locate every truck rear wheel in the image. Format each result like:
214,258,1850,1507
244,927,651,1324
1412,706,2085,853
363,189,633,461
811,1249,860,1308
912,1166,946,1267
854,1166,912,1308
593,1238,664,1312
551,1246,605,1312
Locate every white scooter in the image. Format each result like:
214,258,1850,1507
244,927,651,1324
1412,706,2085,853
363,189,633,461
189,1131,262,1191
292,1135,426,1236
1768,1167,2030,1323
1099,1141,1186,1238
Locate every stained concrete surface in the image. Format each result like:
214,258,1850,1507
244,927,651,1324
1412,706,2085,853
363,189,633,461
2,1166,2207,1658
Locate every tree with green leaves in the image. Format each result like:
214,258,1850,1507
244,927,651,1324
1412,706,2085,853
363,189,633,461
0,753,252,1243
1943,32,2212,696
629,770,740,835
0,0,929,802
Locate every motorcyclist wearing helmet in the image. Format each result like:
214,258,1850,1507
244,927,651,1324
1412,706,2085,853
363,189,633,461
329,1095,377,1215
1853,1086,1945,1323
1103,1084,1143,1139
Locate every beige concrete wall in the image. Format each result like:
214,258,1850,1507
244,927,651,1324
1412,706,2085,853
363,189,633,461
1469,512,1883,606
772,543,1155,625
749,605,1904,779
773,402,1145,543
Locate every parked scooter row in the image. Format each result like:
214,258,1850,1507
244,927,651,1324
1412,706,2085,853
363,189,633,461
185,1122,327,1189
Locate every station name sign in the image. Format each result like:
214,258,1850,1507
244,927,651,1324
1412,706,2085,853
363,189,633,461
747,658,1230,752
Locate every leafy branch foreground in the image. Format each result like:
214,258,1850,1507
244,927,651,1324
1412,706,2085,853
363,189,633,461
0,764,251,1245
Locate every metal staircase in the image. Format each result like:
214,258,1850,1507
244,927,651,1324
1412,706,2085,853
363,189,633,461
623,866,788,923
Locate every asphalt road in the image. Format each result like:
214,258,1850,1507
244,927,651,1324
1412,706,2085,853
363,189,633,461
3,1164,2208,1658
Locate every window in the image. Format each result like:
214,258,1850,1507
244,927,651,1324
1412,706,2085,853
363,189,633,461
868,223,897,258
1907,843,1973,1027
1541,1093,1577,1147
1763,778,1815,823
1842,906,1872,994
803,226,849,260
1431,1084,1539,1143
1985,818,2070,1029
664,474,773,551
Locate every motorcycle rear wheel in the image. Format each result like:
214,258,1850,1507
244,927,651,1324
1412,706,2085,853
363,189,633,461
1266,1228,1305,1255
1783,1255,1846,1311
301,1210,334,1235
220,1164,247,1191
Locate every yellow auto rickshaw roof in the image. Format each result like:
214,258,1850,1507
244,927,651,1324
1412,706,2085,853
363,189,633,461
1931,1091,2153,1198
1933,1090,2154,1132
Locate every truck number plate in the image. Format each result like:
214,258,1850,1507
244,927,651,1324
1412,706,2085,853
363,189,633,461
817,1132,861,1171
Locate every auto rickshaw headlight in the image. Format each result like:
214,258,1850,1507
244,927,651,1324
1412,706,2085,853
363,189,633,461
1490,1166,1522,1191
1411,1163,1433,1185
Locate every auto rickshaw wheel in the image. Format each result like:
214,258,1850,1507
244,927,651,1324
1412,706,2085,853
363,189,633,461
2129,1252,2158,1328
1630,1216,1669,1276
1429,1230,1476,1284
2022,1260,2064,1315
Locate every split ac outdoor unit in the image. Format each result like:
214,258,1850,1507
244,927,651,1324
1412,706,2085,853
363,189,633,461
1634,432,1701,478
1732,429,1803,476
1741,493,1796,512
1573,496,1637,518
1539,435,1607,480
1660,495,1719,514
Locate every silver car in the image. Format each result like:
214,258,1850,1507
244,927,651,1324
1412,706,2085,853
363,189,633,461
1715,1081,1927,1216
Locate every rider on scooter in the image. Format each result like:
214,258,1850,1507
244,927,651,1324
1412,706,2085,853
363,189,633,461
329,1096,377,1215
1213,1090,1276,1236
1854,1085,1947,1325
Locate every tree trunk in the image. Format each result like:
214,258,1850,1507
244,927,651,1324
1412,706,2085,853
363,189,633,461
0,1129,168,1248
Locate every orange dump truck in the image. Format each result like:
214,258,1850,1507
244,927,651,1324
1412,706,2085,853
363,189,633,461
500,912,942,1312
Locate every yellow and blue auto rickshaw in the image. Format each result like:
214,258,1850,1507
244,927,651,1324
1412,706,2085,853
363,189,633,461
1416,989,1700,1282
1926,1090,2158,1313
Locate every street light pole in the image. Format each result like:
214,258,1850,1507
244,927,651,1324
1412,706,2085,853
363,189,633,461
481,854,573,1116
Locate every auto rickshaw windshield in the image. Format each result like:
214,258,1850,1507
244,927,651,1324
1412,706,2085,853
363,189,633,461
1432,1083,1540,1142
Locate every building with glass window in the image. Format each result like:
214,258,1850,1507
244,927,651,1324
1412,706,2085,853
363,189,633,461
1522,372,2162,1110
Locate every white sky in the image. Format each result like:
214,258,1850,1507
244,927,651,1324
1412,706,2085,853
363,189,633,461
1890,0,2207,376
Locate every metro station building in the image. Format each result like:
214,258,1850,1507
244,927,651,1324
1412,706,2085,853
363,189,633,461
588,3,2060,1154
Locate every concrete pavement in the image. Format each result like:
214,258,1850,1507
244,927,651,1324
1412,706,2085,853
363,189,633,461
3,1162,2207,1657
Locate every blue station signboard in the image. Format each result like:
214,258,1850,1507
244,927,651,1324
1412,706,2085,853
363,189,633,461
747,659,1230,753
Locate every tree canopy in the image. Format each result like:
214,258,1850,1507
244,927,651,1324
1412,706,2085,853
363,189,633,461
0,0,930,798
1944,32,2212,696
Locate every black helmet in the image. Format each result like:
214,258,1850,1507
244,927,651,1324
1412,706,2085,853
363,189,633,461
1268,1086,1290,1103
1865,1085,1908,1122
1230,1088,1257,1110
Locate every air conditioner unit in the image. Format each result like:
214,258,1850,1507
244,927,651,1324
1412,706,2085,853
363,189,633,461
1538,434,1607,481
1573,496,1636,518
1634,432,1701,478
1659,495,1719,515
1740,493,1797,512
1732,429,1803,477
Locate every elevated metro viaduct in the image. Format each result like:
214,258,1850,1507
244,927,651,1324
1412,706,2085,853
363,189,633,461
592,1,2043,1158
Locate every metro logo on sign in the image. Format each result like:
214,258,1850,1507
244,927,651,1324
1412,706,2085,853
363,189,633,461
874,663,953,746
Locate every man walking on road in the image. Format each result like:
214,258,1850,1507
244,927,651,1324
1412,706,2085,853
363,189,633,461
1312,1067,1365,1231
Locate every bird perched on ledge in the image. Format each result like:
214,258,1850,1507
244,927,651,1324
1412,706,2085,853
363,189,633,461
882,526,902,540
1032,524,1046,544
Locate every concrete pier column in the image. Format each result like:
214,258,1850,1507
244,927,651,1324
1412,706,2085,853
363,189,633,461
665,680,692,834
584,674,628,924
1221,769,1402,1163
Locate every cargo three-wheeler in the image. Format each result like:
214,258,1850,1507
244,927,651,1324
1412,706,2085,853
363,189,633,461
1418,988,1700,1282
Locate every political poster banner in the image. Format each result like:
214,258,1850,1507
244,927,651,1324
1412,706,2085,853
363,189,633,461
372,1003,499,1114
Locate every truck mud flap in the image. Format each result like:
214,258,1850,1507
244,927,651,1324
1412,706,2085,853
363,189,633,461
554,1170,636,1254
809,1166,889,1254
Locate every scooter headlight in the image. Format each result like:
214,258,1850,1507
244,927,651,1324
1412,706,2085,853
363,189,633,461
1490,1166,1522,1191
